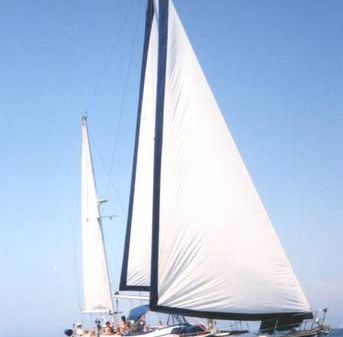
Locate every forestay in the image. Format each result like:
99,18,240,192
120,0,158,291
81,117,113,313
150,0,311,320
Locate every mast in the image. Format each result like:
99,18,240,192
81,116,114,313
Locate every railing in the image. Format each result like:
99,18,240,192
258,308,330,336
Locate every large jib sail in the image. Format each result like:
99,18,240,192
81,116,113,313
150,0,312,321
119,0,158,291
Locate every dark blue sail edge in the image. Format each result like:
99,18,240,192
150,0,169,309
119,0,154,292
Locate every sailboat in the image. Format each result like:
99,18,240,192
66,0,330,336
118,0,329,336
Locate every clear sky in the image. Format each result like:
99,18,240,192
0,0,342,336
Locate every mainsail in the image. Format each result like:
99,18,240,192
120,0,158,291
149,0,312,320
81,116,113,313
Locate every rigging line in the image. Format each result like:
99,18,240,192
86,0,137,112
98,194,124,277
89,138,126,289
91,136,125,213
82,131,125,284
88,139,127,286
77,95,87,118
100,220,122,295
105,0,145,197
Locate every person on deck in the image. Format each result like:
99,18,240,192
103,321,115,335
136,316,146,333
118,316,129,335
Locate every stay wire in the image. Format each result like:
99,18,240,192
86,0,137,112
105,0,144,197
89,137,126,297
91,137,125,215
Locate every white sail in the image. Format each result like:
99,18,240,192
120,3,158,290
150,0,311,319
81,117,113,313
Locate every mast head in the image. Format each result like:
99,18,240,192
82,115,88,125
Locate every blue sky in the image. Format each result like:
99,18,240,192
0,0,342,336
